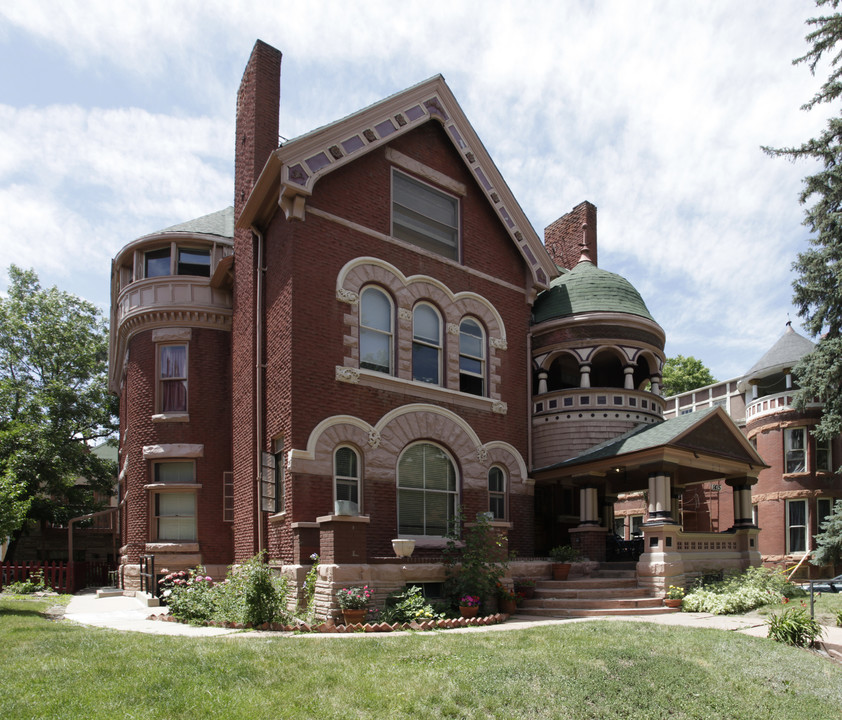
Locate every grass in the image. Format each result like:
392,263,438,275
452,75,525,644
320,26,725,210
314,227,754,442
2,596,842,719
748,590,842,627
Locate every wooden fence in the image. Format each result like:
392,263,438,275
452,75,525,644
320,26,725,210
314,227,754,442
0,560,116,594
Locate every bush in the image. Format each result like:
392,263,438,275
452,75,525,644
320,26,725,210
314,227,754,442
767,607,824,647
166,555,290,626
443,510,507,610
2,570,50,594
381,585,441,624
682,567,804,615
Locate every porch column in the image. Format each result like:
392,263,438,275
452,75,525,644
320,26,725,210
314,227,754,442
537,369,548,395
578,486,600,526
623,366,635,390
645,471,677,525
579,363,591,388
650,374,662,396
726,478,757,528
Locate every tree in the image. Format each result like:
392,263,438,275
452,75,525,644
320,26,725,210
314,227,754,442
811,499,842,567
661,355,716,397
764,1,842,442
0,266,117,552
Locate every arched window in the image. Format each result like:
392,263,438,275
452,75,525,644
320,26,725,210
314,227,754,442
360,287,393,374
397,443,457,537
459,318,485,396
412,303,441,384
488,466,506,520
334,446,360,510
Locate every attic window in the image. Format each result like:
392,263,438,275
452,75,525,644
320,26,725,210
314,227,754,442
392,171,459,261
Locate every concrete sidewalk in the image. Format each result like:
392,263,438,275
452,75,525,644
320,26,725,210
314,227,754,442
61,589,842,661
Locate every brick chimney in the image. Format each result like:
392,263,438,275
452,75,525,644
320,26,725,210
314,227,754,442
544,201,597,270
234,40,282,220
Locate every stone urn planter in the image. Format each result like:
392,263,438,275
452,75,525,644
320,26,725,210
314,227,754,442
391,538,416,558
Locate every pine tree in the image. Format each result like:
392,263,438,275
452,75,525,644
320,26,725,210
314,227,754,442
764,1,842,443
812,500,842,567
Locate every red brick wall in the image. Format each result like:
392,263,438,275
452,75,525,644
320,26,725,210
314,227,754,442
259,121,534,561
121,328,233,566
544,201,597,270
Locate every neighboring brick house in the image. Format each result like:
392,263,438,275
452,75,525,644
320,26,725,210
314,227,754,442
109,41,769,599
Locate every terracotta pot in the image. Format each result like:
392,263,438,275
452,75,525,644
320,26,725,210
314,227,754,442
499,598,517,614
552,563,571,581
342,608,367,625
459,606,479,618
664,598,682,608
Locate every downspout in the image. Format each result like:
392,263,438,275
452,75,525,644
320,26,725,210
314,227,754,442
253,226,266,555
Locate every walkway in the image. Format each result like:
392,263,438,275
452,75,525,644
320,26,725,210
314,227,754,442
62,589,842,661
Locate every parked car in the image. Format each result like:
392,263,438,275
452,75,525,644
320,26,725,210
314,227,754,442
808,574,842,593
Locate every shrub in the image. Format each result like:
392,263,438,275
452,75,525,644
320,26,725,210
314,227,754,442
767,607,824,647
165,569,218,623
381,585,441,624
3,570,50,594
443,510,508,610
682,567,804,615
229,553,290,626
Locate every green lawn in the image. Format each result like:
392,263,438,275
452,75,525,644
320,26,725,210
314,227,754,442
2,597,841,720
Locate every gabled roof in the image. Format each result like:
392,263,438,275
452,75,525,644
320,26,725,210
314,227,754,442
238,75,558,290
536,406,767,481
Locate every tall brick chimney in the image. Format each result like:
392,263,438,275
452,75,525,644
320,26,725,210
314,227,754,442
544,201,597,270
234,40,282,219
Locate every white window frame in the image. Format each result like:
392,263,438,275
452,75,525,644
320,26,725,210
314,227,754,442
150,460,197,542
154,491,197,542
157,343,188,415
786,498,807,554
784,427,806,474
459,317,486,396
359,286,394,374
397,442,459,539
334,445,361,512
488,466,507,520
412,302,442,385
391,170,460,261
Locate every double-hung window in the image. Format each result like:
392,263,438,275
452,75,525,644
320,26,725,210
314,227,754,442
787,499,807,553
397,443,457,537
159,345,188,413
459,318,485,395
360,287,393,374
334,447,360,510
785,428,806,473
816,435,832,472
488,466,506,520
412,303,441,385
153,461,196,542
392,171,459,260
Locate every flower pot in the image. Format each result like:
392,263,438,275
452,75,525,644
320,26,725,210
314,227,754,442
664,598,682,609
391,538,415,558
342,608,367,625
459,606,479,618
552,563,571,581
499,598,517,614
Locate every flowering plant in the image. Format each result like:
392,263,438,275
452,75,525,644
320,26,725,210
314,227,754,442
336,585,372,609
460,594,481,607
496,583,516,602
666,585,685,600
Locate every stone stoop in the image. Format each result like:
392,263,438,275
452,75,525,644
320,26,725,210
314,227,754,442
518,564,677,618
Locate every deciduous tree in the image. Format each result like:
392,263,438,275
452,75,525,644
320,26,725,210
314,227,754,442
0,266,117,553
661,355,716,397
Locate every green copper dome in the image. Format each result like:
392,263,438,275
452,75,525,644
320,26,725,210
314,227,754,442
532,261,656,324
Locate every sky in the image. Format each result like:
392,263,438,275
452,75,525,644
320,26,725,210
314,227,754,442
0,1,833,382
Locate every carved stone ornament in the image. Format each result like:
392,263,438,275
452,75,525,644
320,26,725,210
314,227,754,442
490,337,508,350
446,323,459,335
398,307,412,321
465,151,476,163
335,366,360,384
336,288,359,305
476,445,488,464
329,145,343,159
368,429,381,449
492,401,507,415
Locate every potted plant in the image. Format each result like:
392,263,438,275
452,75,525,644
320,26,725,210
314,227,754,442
336,585,372,625
459,594,481,618
664,585,685,608
549,545,581,581
497,585,517,614
513,578,536,599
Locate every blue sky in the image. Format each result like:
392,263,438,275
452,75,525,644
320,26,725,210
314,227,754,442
0,1,831,381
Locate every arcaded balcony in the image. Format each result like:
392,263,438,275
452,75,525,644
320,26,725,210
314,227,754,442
533,388,664,420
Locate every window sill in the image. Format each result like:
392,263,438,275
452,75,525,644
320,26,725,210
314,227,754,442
145,542,200,553
144,483,202,491
396,535,449,548
336,366,506,414
782,472,811,480
152,412,190,423
269,512,287,524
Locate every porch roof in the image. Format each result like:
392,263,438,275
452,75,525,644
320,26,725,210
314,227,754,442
533,406,768,488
